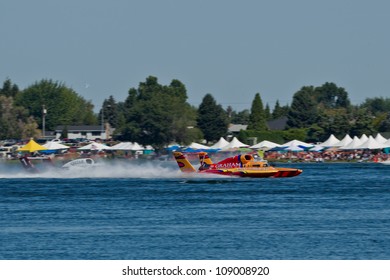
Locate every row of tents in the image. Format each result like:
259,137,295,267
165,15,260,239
17,139,152,153
16,133,390,154
182,133,390,152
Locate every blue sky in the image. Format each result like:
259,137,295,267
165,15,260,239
1,0,389,112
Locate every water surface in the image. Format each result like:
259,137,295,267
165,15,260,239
1,161,389,259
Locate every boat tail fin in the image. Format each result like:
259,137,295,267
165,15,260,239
19,156,39,173
198,152,213,165
173,152,196,172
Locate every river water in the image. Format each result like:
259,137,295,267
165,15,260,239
0,160,389,259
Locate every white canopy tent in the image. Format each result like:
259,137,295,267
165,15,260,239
320,134,340,147
221,137,249,150
188,142,211,150
356,136,386,150
130,142,144,151
359,134,369,143
210,137,229,149
375,133,388,144
334,134,353,147
281,139,313,148
144,145,154,151
381,138,390,148
250,140,281,150
309,144,326,152
78,142,112,151
339,136,363,150
111,142,145,151
43,141,70,150
279,140,313,152
111,142,133,150
284,143,305,151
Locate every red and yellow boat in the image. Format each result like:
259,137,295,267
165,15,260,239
173,152,302,178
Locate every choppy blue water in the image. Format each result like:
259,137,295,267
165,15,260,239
1,161,389,260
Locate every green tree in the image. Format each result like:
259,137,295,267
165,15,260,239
378,112,390,132
326,110,350,137
314,82,351,109
0,95,39,139
167,79,198,144
230,109,250,124
301,83,352,142
117,76,197,148
197,94,229,143
15,79,97,130
238,129,285,144
313,109,350,140
272,100,289,119
113,102,127,130
247,93,267,130
360,97,390,116
282,128,308,142
287,86,318,129
0,78,19,98
226,106,234,120
349,108,375,136
306,123,326,143
99,95,118,128
264,103,271,120
61,125,68,139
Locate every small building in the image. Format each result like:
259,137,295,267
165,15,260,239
55,125,112,140
228,117,288,134
228,124,248,133
267,117,288,131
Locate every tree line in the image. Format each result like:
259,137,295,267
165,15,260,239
1,76,390,148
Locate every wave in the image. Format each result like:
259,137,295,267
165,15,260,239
0,160,217,179
0,160,179,179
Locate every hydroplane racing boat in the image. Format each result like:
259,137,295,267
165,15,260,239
61,158,96,169
173,152,302,178
19,156,97,173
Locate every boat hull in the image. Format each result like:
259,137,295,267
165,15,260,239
273,167,303,177
200,168,278,178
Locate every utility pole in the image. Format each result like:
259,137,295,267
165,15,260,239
101,104,111,140
42,105,47,138
101,105,105,140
